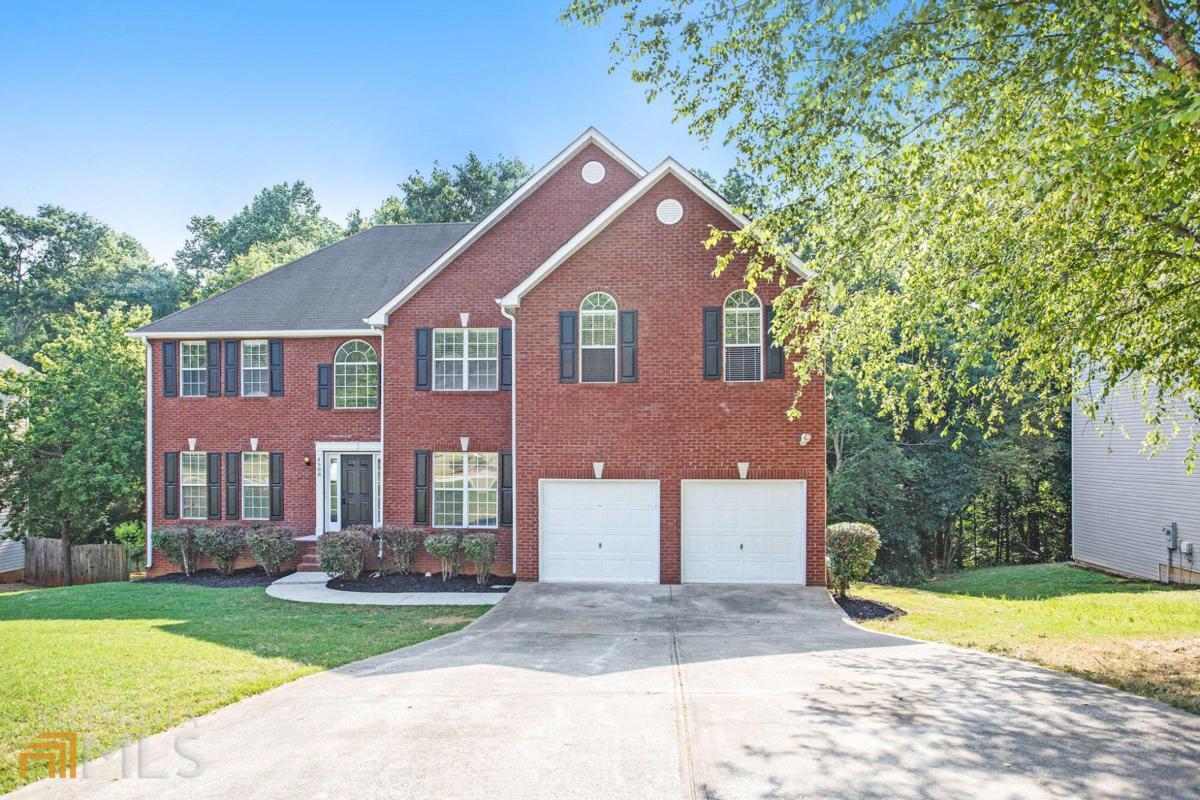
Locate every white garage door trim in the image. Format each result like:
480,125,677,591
539,479,661,584
681,479,807,585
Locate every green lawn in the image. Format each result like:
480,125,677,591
0,582,487,794
856,563,1200,714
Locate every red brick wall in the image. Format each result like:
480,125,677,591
513,173,827,584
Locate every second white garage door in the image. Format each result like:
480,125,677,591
540,479,660,583
681,480,807,584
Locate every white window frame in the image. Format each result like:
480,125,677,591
314,442,382,536
723,290,763,383
241,451,270,520
432,451,499,529
579,291,618,384
333,339,379,409
240,340,269,397
433,328,499,391
180,451,208,520
180,341,207,397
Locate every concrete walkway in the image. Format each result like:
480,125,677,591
12,583,1200,800
264,570,506,605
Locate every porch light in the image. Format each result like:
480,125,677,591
593,461,604,479
737,462,750,480
799,433,812,447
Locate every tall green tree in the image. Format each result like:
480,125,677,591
0,305,148,584
0,206,174,361
368,152,531,225
566,0,1200,463
175,181,340,299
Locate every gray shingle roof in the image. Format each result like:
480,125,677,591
136,223,474,335
0,352,30,373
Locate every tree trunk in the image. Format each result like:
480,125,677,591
60,522,73,587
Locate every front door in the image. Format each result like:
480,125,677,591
341,455,373,527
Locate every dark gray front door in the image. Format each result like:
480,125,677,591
341,455,373,527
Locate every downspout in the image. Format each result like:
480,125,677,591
373,322,386,534
143,337,153,569
500,303,518,575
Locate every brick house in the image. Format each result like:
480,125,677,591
134,129,826,585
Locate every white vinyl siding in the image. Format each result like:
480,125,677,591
180,342,207,397
240,340,269,396
433,328,498,391
1072,378,1200,582
723,291,762,382
433,452,498,528
180,451,207,519
242,452,270,520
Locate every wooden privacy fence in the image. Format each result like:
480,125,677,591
24,537,128,587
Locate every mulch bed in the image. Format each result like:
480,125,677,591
327,572,513,594
140,568,287,588
835,594,906,622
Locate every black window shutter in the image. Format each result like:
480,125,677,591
499,327,513,391
206,340,221,396
269,453,284,520
224,341,239,396
316,364,332,409
415,328,431,391
559,311,577,383
162,342,178,397
413,450,431,525
269,340,284,396
499,451,513,527
703,307,722,380
619,310,638,383
225,452,240,518
765,305,785,379
206,452,221,519
164,451,179,519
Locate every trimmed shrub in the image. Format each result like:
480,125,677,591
197,525,245,576
113,520,146,572
827,522,882,598
246,526,297,577
375,526,423,574
461,532,497,585
319,529,370,581
424,532,462,582
156,526,202,577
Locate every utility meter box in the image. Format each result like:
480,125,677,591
1163,522,1179,549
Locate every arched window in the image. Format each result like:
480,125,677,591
334,340,378,408
579,291,618,383
723,290,762,382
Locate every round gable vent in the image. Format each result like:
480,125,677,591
581,160,606,184
656,198,684,225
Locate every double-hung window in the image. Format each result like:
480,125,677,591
432,452,498,527
242,452,270,520
180,341,207,397
333,340,378,408
433,328,498,391
241,340,269,396
579,292,617,383
723,290,763,382
180,451,208,519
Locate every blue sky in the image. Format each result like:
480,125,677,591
0,1,735,263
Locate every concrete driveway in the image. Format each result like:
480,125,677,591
13,583,1200,800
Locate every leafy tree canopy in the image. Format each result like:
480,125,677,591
367,152,531,225
566,0,1200,461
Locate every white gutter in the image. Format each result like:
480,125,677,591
125,328,383,340
499,302,518,575
143,337,153,569
371,322,386,527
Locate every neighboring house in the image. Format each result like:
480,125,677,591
1073,379,1200,585
133,129,827,585
0,351,31,537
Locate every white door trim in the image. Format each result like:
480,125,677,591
538,478,661,583
314,442,382,536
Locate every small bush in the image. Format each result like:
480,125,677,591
424,532,462,583
319,529,370,581
461,532,497,585
246,526,297,576
375,526,423,574
197,525,245,576
827,522,882,598
113,521,146,572
156,526,202,577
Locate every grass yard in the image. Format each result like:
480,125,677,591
857,563,1200,714
0,581,488,794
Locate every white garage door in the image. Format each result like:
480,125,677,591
540,480,660,583
681,480,807,584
